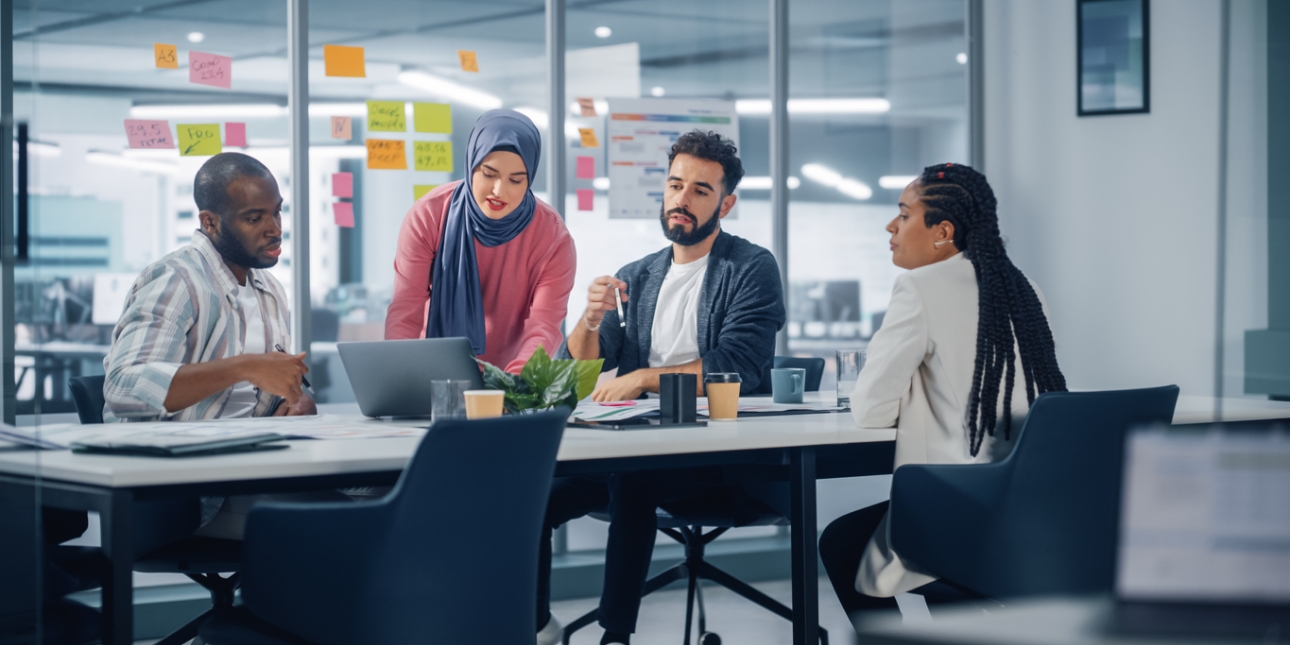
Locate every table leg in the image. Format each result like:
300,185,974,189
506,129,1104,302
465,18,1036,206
790,447,819,645
100,490,133,645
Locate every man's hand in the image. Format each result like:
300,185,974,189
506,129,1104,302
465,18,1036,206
240,352,308,406
584,275,627,327
591,371,646,402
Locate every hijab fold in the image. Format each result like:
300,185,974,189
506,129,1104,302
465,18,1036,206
426,110,542,355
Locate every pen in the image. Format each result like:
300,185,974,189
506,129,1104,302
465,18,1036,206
274,344,313,391
614,287,626,328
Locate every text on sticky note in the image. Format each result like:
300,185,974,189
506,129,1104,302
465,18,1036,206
177,124,222,156
124,120,175,149
188,51,232,89
413,102,451,133
576,156,595,179
331,116,352,140
154,44,178,69
577,97,597,117
332,172,353,198
225,122,247,147
577,189,594,211
578,128,598,148
414,142,453,172
333,201,355,228
414,185,439,200
366,139,407,170
367,101,406,132
458,50,479,73
323,44,366,78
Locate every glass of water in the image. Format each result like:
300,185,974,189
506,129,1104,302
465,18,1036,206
836,349,866,408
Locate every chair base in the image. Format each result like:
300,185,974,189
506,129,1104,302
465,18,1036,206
563,525,828,645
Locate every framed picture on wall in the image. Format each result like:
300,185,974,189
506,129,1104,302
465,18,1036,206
1077,0,1150,116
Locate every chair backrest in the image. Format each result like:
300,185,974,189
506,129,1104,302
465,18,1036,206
67,375,106,424
773,356,825,392
890,385,1179,599
363,410,565,643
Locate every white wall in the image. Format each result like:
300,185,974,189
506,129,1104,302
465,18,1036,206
983,0,1226,397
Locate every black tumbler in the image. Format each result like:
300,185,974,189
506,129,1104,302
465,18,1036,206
659,373,697,423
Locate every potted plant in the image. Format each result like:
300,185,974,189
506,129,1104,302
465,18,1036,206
475,345,603,414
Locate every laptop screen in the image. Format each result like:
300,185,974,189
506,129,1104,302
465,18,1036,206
1116,425,1290,604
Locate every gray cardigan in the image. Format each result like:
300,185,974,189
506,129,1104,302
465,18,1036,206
558,231,786,395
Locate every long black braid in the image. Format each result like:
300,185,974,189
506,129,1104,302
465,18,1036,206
917,163,1066,456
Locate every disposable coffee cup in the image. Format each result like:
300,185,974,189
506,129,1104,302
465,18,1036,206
464,390,505,420
704,373,742,421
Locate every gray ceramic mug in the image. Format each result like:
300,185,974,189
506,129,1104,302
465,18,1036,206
771,367,806,404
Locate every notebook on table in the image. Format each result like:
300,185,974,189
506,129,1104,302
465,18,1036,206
72,427,288,457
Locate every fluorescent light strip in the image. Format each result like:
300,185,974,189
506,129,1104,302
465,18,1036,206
130,104,287,119
12,141,61,158
738,176,800,190
879,175,918,190
802,163,871,200
735,98,891,115
86,152,180,176
397,71,503,110
568,100,610,116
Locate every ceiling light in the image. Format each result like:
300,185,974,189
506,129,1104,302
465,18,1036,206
650,86,665,97
13,141,61,158
593,177,610,190
130,104,286,119
738,176,800,190
879,175,918,190
86,152,180,176
187,32,204,43
514,107,548,129
397,71,503,110
595,26,612,38
309,103,367,117
801,163,843,187
736,98,891,115
956,52,968,64
836,178,873,200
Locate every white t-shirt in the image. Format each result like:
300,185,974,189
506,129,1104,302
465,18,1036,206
648,253,710,368
224,281,267,417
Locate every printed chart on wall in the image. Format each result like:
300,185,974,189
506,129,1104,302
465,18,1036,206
605,98,738,220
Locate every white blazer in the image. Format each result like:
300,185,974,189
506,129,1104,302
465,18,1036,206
849,252,1048,597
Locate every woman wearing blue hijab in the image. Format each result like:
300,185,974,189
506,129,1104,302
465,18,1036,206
386,109,576,373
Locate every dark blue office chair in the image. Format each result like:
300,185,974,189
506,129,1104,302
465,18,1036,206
889,385,1180,601
774,356,826,393
200,410,568,645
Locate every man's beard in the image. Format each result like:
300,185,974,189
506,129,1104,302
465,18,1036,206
211,227,278,270
659,203,721,246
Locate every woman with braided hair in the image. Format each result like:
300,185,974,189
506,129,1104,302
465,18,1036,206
819,162,1066,617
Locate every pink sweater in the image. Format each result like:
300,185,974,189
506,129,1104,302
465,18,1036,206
385,181,577,373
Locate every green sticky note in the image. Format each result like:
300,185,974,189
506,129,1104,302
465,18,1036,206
414,141,453,172
367,100,406,132
414,184,439,200
176,123,222,156
413,102,451,134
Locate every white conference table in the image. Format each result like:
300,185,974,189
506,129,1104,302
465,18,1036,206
2,393,1287,645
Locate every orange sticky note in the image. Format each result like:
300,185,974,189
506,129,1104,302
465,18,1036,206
578,128,598,148
333,201,355,228
577,97,597,117
323,44,366,78
458,50,479,73
154,43,178,69
366,139,407,170
331,116,352,140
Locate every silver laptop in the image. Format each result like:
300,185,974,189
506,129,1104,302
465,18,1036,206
337,338,484,418
1110,422,1290,639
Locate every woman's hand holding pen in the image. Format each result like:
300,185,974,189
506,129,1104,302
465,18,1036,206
584,276,628,329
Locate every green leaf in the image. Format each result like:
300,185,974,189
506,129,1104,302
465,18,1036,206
573,358,604,401
475,358,518,392
540,363,578,408
520,345,553,392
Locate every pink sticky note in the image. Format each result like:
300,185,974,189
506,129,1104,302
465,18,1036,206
577,189,594,211
225,122,246,147
123,119,175,149
189,51,232,89
576,156,595,180
333,201,355,228
332,172,353,198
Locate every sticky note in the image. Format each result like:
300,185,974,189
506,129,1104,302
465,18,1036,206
225,122,246,147
366,139,407,169
123,120,175,149
458,50,479,73
189,51,232,89
176,123,222,156
367,100,406,132
576,156,595,179
323,44,365,78
578,128,598,148
414,184,439,200
333,201,355,228
577,189,594,211
413,102,451,133
154,44,178,69
414,141,453,172
332,172,353,198
331,116,352,140
577,97,597,117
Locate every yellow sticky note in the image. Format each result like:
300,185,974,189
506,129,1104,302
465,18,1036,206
578,128,598,148
413,102,451,134
154,43,178,69
414,141,453,172
366,139,407,170
458,50,479,73
177,123,222,156
414,184,439,200
323,44,366,78
367,100,406,132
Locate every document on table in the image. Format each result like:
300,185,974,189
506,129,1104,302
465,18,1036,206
0,423,77,450
569,400,661,422
696,399,844,416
